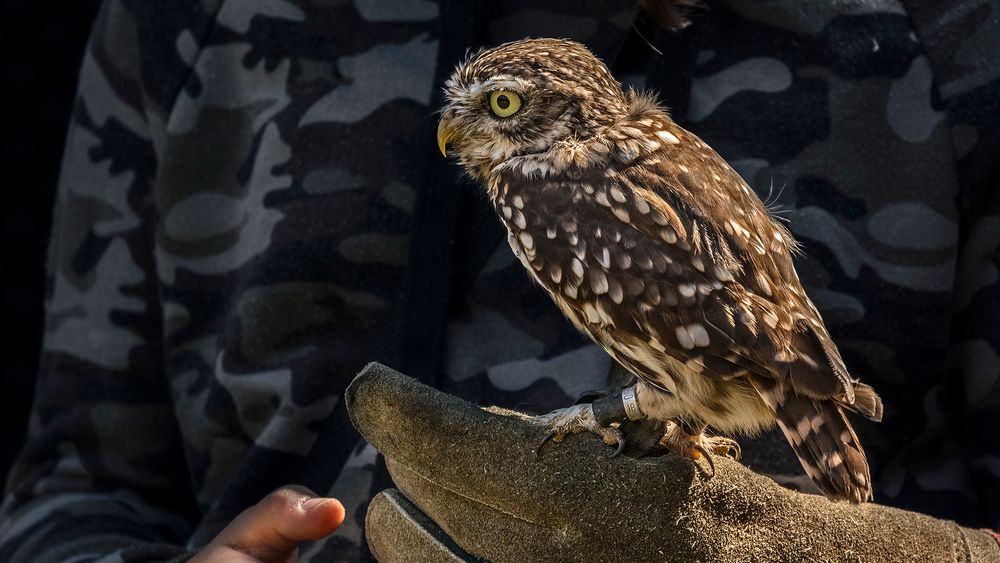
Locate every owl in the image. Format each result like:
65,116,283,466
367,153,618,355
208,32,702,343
437,38,883,503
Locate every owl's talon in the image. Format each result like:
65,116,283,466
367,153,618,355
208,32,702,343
610,436,627,458
701,435,741,461
531,403,624,456
721,439,742,461
691,443,716,478
658,422,740,477
536,430,559,456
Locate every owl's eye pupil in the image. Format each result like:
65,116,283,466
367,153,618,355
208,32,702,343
496,95,511,109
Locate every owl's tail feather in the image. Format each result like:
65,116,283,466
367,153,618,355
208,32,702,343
844,382,883,422
752,380,873,503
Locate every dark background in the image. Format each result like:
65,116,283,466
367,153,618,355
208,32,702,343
1,1,103,484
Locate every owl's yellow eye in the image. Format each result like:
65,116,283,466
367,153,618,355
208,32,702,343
489,90,522,117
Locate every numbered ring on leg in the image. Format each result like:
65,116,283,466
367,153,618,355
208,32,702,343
622,386,644,421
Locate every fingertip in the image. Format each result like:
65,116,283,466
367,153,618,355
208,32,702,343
303,497,346,532
327,498,346,529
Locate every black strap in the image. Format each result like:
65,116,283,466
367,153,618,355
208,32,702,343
593,392,629,426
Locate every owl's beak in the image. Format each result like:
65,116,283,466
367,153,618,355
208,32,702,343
437,114,457,157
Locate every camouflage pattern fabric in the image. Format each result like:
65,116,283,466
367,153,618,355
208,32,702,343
0,0,997,561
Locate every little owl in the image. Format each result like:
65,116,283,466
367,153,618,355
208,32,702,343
437,38,882,503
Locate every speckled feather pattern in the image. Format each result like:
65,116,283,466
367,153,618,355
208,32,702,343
441,38,883,503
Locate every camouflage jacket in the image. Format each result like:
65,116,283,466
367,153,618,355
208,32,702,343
1,0,997,561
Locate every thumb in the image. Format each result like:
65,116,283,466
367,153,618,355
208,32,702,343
195,485,345,562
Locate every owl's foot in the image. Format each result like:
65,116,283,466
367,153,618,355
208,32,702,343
532,404,625,457
657,423,741,477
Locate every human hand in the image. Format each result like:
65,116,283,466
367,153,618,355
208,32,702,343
190,486,345,563
347,363,999,562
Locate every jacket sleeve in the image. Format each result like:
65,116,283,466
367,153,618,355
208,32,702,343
0,1,217,560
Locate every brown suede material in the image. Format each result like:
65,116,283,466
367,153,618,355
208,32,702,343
349,363,1000,562
365,489,479,562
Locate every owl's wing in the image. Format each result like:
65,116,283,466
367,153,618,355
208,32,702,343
557,133,879,420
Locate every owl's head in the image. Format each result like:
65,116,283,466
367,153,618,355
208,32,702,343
437,38,629,180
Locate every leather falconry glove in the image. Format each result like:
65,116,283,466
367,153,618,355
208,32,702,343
347,363,1000,562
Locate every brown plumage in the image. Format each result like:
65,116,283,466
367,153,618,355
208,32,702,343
437,38,882,503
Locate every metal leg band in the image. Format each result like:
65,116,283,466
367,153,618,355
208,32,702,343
591,385,644,425
622,385,643,421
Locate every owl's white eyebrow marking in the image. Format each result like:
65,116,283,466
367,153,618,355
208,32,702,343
464,75,533,98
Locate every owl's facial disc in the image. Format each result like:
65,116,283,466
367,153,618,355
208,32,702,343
437,78,531,157
439,73,551,155
438,74,581,179
438,39,629,180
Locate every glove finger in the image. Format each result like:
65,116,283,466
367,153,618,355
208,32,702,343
383,455,572,562
365,489,480,563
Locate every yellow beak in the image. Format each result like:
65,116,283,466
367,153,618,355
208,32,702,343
437,115,456,157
